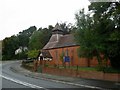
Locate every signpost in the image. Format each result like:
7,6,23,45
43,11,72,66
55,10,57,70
64,56,70,62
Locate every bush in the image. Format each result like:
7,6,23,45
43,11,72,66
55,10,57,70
44,64,49,67
21,61,33,71
103,67,120,73
96,64,120,73
96,65,105,71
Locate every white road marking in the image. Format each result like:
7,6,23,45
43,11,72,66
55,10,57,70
116,83,120,86
42,78,105,90
1,73,105,90
0,74,48,90
1,61,109,90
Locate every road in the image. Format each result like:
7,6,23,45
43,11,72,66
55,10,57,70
1,61,83,89
2,78,29,88
1,61,119,90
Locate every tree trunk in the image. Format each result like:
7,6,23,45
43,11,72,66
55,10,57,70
88,58,90,67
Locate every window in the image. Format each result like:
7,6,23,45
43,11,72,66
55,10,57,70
55,50,58,60
66,49,69,56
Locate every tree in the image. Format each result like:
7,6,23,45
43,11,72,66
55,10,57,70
2,26,37,60
75,9,100,67
27,50,39,59
75,2,120,68
29,30,42,50
89,2,120,68
59,22,74,35
29,26,52,50
18,26,37,47
2,35,19,60
16,26,37,59
28,26,53,58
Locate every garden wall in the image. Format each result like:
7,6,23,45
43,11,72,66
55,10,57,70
42,67,120,82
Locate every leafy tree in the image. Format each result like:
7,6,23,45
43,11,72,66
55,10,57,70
29,26,52,50
75,2,120,68
75,9,99,67
16,26,37,59
89,2,120,68
28,26,53,58
39,27,52,47
59,22,74,35
18,26,37,47
27,50,39,59
15,50,27,60
29,30,43,50
2,35,19,60
2,26,37,60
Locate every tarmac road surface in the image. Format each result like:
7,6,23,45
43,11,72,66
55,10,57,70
1,61,120,90
1,61,83,90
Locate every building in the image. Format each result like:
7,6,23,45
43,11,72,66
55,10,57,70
39,23,106,67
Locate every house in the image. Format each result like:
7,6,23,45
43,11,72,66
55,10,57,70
15,46,28,55
39,23,107,67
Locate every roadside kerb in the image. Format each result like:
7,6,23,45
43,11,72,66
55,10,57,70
10,65,113,90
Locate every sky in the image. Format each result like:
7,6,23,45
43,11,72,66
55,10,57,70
0,0,90,40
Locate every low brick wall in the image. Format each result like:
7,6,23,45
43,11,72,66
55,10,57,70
77,71,104,80
43,67,76,77
104,73,120,82
42,67,120,82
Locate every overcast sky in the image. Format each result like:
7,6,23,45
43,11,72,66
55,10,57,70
0,0,90,40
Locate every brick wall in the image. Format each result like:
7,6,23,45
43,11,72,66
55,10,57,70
42,67,120,82
46,46,100,67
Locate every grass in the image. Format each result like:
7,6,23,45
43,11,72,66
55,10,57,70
47,65,120,73
21,61,34,71
26,62,34,67
77,67,97,71
47,65,97,71
22,62,120,73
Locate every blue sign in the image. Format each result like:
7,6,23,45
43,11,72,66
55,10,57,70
64,56,70,62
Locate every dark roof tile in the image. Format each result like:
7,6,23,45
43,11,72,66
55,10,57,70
55,34,78,48
41,50,52,58
52,23,63,31
43,34,79,50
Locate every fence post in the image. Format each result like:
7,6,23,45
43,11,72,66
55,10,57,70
76,65,79,77
76,65,78,71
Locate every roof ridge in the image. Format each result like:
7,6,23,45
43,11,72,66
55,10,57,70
52,23,63,31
